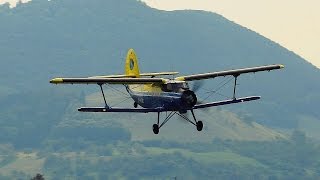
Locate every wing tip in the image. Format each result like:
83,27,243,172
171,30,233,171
50,78,63,84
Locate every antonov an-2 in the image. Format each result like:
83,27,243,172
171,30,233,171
50,49,284,134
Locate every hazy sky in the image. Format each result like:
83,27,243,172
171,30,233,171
1,0,319,68
142,0,320,68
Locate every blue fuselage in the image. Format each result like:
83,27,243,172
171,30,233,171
126,84,197,112
130,91,182,110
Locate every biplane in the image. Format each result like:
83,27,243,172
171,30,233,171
50,49,284,134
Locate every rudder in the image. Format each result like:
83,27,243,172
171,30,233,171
125,49,140,77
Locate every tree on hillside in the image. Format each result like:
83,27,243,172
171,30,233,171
30,173,45,180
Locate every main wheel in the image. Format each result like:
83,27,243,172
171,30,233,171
152,124,159,134
134,102,138,108
196,121,203,131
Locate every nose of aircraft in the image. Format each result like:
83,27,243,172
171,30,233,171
181,90,197,107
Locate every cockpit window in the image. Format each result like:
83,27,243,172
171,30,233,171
161,82,189,92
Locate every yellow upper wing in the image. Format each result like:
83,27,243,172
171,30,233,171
175,64,284,81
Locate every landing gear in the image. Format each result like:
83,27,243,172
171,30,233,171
153,110,204,134
190,110,203,131
152,124,159,134
152,111,175,134
196,121,203,131
134,102,138,108
176,110,204,132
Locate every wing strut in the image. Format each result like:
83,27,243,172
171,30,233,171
190,109,198,125
99,84,109,108
233,75,239,100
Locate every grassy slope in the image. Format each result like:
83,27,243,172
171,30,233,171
145,147,265,168
0,146,264,177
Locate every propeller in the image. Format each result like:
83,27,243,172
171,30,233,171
177,80,212,123
191,80,204,93
190,80,207,105
177,81,207,123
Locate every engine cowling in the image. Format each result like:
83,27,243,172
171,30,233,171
181,90,197,107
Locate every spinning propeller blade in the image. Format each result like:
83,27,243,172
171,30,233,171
191,80,204,92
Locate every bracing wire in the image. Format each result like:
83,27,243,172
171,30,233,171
198,76,234,102
109,96,133,107
103,84,133,107
106,84,130,98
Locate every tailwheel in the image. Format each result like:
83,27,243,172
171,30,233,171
196,121,203,131
152,124,159,134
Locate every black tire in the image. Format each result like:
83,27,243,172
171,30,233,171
152,124,159,134
134,102,138,108
196,121,203,131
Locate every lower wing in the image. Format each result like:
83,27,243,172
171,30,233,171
78,96,260,113
192,96,260,109
78,107,165,113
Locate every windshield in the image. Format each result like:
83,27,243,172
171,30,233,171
162,82,189,92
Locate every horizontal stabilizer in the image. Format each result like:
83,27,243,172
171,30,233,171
140,72,179,77
91,72,179,78
193,96,261,109
50,77,165,84
90,74,135,78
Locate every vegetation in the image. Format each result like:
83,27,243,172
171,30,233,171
30,174,45,180
2,132,320,179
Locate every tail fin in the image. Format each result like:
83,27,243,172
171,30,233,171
125,49,140,77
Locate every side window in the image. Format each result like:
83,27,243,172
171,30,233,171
161,84,168,92
161,84,172,92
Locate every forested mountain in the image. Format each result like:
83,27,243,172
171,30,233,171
0,0,320,179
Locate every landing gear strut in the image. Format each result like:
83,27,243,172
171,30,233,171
152,110,203,134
